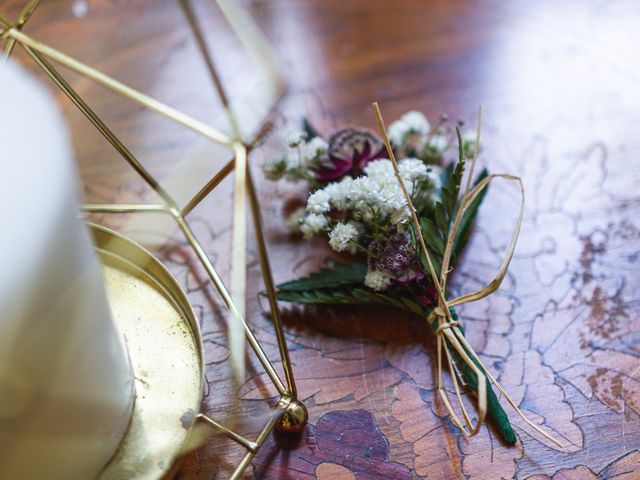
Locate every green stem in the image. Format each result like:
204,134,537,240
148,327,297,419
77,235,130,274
432,308,516,445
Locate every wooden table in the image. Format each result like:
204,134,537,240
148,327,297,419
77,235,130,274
4,0,639,478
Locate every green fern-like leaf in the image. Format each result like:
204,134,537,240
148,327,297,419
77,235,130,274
277,262,367,292
452,168,489,262
276,283,424,316
451,127,466,199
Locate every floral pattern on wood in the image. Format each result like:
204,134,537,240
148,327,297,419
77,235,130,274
252,409,411,479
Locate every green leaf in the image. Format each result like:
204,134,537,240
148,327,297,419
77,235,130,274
433,129,466,240
302,118,319,140
276,283,424,316
399,297,425,316
418,247,442,280
276,288,355,305
441,186,455,217
277,262,367,292
452,168,489,263
455,127,466,180
440,163,454,190
434,203,449,238
419,217,444,256
441,127,466,215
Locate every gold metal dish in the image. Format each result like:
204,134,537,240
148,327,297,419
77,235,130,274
92,224,203,479
91,224,306,480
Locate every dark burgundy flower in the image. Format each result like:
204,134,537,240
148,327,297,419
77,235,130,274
368,234,425,284
415,282,438,308
318,127,386,182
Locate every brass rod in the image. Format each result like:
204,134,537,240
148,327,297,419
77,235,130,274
83,203,169,214
22,45,179,210
196,414,257,452
15,0,40,28
181,158,234,217
246,166,297,397
175,215,287,395
2,0,40,58
178,0,241,139
7,28,234,147
0,15,12,56
229,409,280,480
214,0,284,96
230,446,256,479
229,143,248,380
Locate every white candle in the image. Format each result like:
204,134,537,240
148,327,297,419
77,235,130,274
0,61,134,479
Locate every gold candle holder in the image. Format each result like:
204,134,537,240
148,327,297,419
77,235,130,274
1,1,305,478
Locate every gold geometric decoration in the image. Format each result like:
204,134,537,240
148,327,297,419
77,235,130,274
1,1,305,478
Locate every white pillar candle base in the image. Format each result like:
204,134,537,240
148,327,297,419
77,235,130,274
0,60,135,480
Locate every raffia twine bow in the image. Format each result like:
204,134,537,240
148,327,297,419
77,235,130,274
373,102,563,448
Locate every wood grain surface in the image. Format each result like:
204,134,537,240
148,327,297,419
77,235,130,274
3,0,639,478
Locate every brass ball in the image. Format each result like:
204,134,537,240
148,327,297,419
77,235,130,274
274,398,308,434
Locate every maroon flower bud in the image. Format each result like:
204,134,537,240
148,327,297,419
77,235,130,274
318,127,386,182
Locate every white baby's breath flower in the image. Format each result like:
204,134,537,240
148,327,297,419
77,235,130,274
428,134,448,153
364,158,393,179
402,111,431,135
462,130,477,143
299,213,328,240
377,182,406,210
285,151,302,171
461,130,479,158
399,157,428,183
328,222,359,252
349,176,377,204
263,154,288,180
303,136,328,163
307,189,331,214
388,111,430,146
388,121,407,147
323,177,353,211
286,130,307,147
287,207,306,234
364,269,392,291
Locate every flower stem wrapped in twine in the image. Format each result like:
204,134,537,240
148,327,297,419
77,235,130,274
372,102,563,448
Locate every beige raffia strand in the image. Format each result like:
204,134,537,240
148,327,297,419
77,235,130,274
372,102,564,448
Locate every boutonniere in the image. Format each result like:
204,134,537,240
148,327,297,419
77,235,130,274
265,102,562,448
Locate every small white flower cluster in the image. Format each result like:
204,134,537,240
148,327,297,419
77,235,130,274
299,213,328,240
386,111,477,162
328,222,359,253
388,110,441,159
293,157,443,279
263,133,330,182
302,157,441,230
388,111,431,147
364,270,392,291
